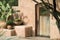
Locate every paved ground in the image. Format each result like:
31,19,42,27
0,29,50,40
0,36,50,40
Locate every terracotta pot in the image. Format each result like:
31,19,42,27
0,21,6,28
7,25,12,29
14,20,23,25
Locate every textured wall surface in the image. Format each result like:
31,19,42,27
12,0,60,38
50,14,60,39
18,0,36,35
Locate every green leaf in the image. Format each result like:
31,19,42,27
6,3,10,8
0,1,2,5
1,4,6,11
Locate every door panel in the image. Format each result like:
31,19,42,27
40,16,50,36
36,4,50,36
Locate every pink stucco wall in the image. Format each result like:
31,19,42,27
18,0,36,36
12,0,60,38
50,14,60,39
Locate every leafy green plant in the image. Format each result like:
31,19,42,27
6,20,14,25
0,0,23,26
0,0,18,6
0,0,15,28
0,1,13,21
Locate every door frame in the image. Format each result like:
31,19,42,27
35,4,50,37
35,3,40,36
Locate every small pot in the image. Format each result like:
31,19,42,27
7,25,12,29
0,21,6,28
14,20,23,25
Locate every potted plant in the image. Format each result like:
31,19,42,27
0,1,14,28
13,13,24,25
6,20,14,29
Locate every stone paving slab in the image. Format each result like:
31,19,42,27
0,36,50,40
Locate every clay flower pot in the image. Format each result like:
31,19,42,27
0,21,6,28
14,20,24,25
7,25,12,29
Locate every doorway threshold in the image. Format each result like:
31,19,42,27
37,35,50,38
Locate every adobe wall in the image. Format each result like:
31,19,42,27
50,14,60,39
18,0,36,36
49,0,60,39
12,0,60,38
